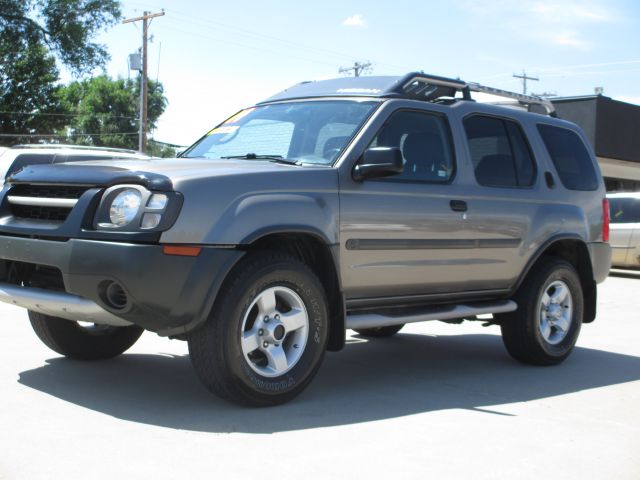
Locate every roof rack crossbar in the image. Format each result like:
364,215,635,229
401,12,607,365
396,72,555,116
466,82,555,115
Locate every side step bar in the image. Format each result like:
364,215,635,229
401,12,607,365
346,300,517,330
0,283,133,327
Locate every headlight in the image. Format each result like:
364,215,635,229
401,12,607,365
94,184,182,232
109,189,142,227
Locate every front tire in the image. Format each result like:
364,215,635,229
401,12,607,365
499,256,583,365
29,312,144,360
188,251,329,406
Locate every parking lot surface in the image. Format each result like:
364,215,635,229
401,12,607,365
1,272,638,479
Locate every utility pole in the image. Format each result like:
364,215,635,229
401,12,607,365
339,61,372,77
513,70,539,95
122,10,165,153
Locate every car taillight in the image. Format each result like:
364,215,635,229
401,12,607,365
602,199,610,242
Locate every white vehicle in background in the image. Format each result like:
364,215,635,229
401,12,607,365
608,192,640,269
0,144,152,183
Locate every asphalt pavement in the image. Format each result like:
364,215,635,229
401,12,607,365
1,272,638,479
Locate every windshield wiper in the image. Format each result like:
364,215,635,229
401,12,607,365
220,153,300,165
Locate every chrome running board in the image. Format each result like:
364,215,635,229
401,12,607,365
346,300,517,330
0,283,133,327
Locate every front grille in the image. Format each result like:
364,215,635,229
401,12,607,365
10,185,89,199
10,204,72,221
7,184,90,222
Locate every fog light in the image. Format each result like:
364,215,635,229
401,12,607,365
104,282,128,309
141,213,162,229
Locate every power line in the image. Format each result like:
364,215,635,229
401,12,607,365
0,111,139,120
137,4,360,63
128,4,412,72
161,24,339,68
0,132,139,138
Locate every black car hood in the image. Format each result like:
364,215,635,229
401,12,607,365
7,163,174,191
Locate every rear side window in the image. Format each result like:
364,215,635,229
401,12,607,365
609,197,640,223
537,124,598,191
464,115,536,188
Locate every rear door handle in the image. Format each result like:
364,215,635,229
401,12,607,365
450,200,468,212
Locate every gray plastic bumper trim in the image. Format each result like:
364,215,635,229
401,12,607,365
0,283,133,326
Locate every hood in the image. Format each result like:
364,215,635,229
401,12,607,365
7,158,307,192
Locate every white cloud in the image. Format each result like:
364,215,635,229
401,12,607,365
530,1,614,22
553,31,590,49
460,0,616,50
342,14,366,28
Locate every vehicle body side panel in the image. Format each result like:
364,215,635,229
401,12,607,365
162,169,340,246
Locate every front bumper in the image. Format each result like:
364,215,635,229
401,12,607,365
0,236,244,335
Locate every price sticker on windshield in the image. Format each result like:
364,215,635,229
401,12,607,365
207,125,239,136
223,108,255,125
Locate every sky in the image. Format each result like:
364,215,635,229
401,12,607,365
85,0,640,146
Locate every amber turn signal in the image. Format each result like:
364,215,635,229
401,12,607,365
162,245,202,257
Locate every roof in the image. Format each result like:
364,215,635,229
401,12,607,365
259,72,555,115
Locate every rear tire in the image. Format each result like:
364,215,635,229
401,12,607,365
29,311,143,360
188,251,329,407
499,256,583,365
353,324,404,338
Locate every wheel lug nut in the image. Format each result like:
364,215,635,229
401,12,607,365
274,314,280,321
263,341,269,348
264,316,269,323
258,329,264,336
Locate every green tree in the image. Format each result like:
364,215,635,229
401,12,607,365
58,75,168,151
0,31,64,143
0,0,121,144
0,0,121,74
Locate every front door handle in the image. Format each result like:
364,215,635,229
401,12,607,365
450,200,468,212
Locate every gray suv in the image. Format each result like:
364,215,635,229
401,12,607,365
0,73,611,406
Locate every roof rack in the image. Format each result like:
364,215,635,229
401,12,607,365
12,144,141,155
394,72,556,116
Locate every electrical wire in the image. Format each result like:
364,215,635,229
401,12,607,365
0,111,139,120
0,132,139,138
125,1,411,72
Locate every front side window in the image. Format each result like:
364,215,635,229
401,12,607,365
182,100,378,165
368,110,455,183
464,115,536,188
537,124,598,191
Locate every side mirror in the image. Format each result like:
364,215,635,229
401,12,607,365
352,147,404,181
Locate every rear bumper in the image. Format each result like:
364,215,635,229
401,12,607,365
589,241,612,283
0,236,244,335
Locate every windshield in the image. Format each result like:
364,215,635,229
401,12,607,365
182,100,379,165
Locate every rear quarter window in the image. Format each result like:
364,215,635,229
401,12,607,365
537,124,598,191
